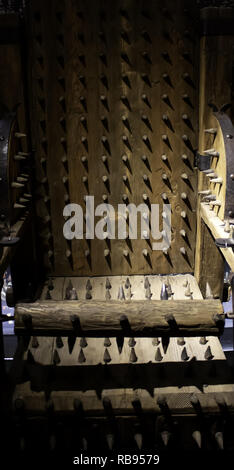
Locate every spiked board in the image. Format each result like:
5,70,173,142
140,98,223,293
11,274,233,423
28,0,199,276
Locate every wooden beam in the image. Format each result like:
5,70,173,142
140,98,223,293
195,213,224,299
15,299,224,337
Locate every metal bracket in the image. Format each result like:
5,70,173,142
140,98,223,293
196,152,212,171
0,236,20,246
215,237,234,248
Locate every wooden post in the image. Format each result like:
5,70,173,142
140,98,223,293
194,5,234,297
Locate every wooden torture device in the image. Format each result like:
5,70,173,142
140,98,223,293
1,0,234,456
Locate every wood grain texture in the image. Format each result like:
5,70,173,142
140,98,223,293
15,299,223,336
195,217,224,299
200,202,234,271
12,274,233,415
194,25,234,295
28,0,199,276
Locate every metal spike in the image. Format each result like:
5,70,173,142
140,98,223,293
31,336,39,348
144,277,150,289
103,347,111,363
161,192,168,201
192,430,202,448
185,283,192,297
53,349,61,365
116,335,124,354
209,200,221,207
198,190,211,196
125,277,131,289
14,154,26,161
166,278,172,296
181,346,189,361
180,246,186,255
161,430,171,447
204,148,219,157
85,249,90,258
224,219,230,233
204,345,213,360
105,278,111,289
86,279,92,291
215,394,227,409
160,283,168,300
45,289,52,300
165,313,177,329
122,154,128,165
177,337,185,346
123,249,129,259
56,336,64,348
14,203,26,209
181,154,189,163
155,347,163,362
199,336,208,345
215,431,224,450
190,393,201,410
80,337,88,348
121,73,131,88
152,337,160,346
128,337,136,347
106,434,114,450
210,177,223,184
126,287,132,300
180,229,186,238
104,337,111,347
142,193,149,203
118,285,125,300
129,347,137,363
157,395,169,412
134,433,143,450
70,287,78,300
15,132,27,138
78,348,86,363
105,289,111,300
65,280,73,298
142,248,148,258
11,182,24,188
204,128,217,135
145,286,152,300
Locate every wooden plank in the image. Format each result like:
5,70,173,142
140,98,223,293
27,0,199,276
200,202,234,272
14,299,224,336
195,214,225,299
12,381,234,415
